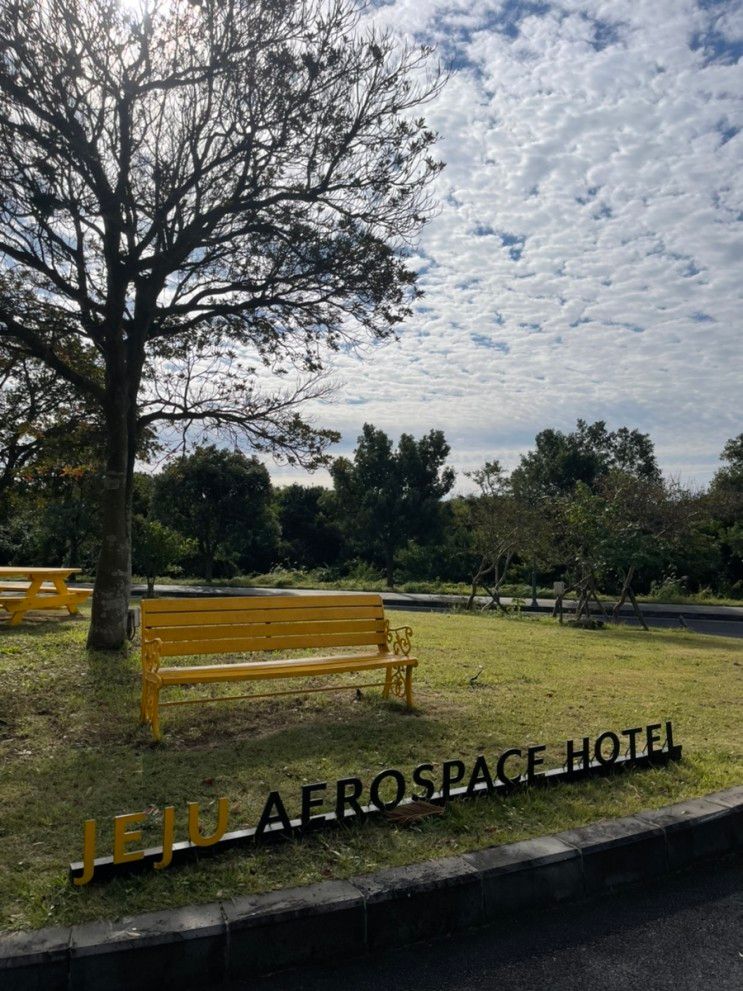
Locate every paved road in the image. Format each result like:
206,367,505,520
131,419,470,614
603,615,743,639
216,858,743,991
135,584,743,639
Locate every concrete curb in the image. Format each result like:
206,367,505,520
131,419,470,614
2,785,742,989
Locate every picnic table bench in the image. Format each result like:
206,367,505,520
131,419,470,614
139,593,417,741
0,567,91,625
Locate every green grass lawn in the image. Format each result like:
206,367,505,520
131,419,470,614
1,606,741,933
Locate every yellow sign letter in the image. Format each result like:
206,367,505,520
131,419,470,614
153,806,176,871
73,819,97,886
113,812,146,864
187,798,229,847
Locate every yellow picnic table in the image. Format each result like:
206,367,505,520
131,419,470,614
0,567,92,625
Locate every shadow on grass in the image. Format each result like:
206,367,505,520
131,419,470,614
77,644,444,768
599,625,737,651
15,698,450,853
0,611,89,634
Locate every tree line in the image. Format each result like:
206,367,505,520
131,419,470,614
1,417,741,608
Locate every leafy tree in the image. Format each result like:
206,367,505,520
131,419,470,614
132,517,192,597
709,434,743,518
152,446,276,581
707,433,743,591
553,474,698,628
395,496,475,584
275,485,342,570
0,352,100,499
0,462,103,571
511,419,659,500
331,424,455,588
0,0,443,646
603,474,698,622
0,353,107,569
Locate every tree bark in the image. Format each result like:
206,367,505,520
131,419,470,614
202,546,214,583
467,557,490,609
613,565,635,622
86,374,134,650
384,545,395,590
627,585,650,631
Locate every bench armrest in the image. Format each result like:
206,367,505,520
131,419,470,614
142,637,163,675
385,623,414,657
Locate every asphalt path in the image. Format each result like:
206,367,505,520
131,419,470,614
601,615,743,639
216,857,743,991
135,584,743,639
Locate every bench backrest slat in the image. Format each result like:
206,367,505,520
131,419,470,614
152,618,386,644
140,604,384,628
141,594,389,657
143,593,379,613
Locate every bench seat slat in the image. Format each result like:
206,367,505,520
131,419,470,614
0,590,90,606
149,618,387,644
157,652,418,684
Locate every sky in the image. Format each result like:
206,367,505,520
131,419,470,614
272,0,743,493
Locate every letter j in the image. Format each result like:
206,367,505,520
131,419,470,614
73,819,97,886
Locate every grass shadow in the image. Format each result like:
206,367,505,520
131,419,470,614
602,625,740,650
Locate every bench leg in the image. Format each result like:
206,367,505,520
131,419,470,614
405,665,414,710
52,577,80,615
385,664,414,709
140,679,149,724
151,701,162,742
140,678,162,741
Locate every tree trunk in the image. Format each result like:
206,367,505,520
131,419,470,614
589,573,608,617
612,565,635,622
467,558,490,609
87,380,134,650
384,545,395,589
627,585,650,631
466,582,478,610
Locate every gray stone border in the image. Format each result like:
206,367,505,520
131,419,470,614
2,785,742,990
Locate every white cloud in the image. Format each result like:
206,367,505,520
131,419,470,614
270,0,743,491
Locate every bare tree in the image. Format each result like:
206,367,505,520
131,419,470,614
465,462,535,612
602,473,699,628
0,0,443,646
552,474,699,630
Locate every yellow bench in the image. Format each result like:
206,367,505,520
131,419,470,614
139,594,417,741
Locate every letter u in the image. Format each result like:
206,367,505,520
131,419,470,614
187,798,229,847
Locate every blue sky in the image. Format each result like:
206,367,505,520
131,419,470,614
273,0,743,491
